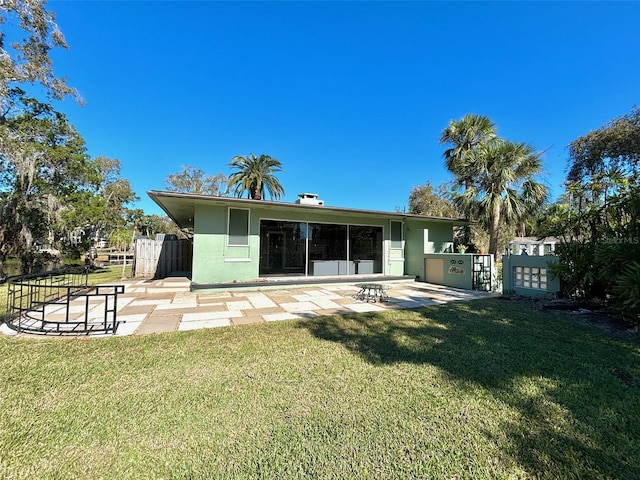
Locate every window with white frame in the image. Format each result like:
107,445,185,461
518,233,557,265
514,266,547,290
228,208,249,246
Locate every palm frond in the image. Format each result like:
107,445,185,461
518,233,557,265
226,153,285,200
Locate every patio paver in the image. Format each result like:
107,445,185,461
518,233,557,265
135,314,181,335
3,277,495,337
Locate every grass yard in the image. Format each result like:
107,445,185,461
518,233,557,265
1,290,639,478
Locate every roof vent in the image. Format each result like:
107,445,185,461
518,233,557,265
296,193,324,206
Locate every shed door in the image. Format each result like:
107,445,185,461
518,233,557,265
425,258,444,284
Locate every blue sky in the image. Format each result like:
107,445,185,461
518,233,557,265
44,1,640,216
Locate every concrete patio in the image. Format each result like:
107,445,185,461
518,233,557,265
2,278,495,337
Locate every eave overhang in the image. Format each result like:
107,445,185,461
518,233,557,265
147,190,470,231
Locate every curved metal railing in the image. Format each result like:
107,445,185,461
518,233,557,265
4,267,125,335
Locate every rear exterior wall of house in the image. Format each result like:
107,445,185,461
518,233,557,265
190,203,455,285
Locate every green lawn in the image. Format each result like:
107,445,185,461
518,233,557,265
1,292,639,478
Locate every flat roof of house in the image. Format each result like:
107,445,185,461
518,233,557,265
147,190,469,231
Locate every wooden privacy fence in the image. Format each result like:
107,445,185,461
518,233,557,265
134,238,192,279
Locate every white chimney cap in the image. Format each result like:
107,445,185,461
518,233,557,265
296,193,324,205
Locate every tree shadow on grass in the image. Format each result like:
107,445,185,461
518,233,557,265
298,297,640,478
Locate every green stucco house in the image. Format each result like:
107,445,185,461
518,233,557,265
148,191,470,288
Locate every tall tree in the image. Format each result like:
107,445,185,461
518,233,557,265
567,107,640,185
457,140,548,260
92,156,138,230
539,108,640,323
408,181,460,218
227,153,285,200
60,157,138,251
0,1,83,277
0,91,94,271
164,165,228,195
440,114,497,246
143,213,183,238
440,114,497,190
0,0,80,106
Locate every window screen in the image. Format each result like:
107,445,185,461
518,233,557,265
390,221,403,249
228,208,249,246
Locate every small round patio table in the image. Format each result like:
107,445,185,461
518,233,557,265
353,283,390,303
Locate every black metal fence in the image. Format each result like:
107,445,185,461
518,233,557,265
4,267,125,335
472,254,493,291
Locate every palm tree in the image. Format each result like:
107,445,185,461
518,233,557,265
227,153,285,200
440,114,497,246
440,114,497,189
457,140,548,260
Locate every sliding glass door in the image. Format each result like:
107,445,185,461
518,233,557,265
349,225,383,274
259,220,384,276
308,223,347,275
259,220,306,275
